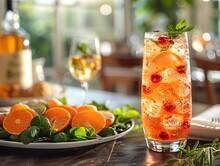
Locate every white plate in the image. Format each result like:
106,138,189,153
0,120,134,149
0,96,50,106
189,104,220,140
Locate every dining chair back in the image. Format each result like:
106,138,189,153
100,55,143,95
194,56,220,104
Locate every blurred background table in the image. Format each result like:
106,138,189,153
192,55,220,105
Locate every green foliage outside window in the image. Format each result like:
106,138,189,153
19,2,54,67
132,0,194,33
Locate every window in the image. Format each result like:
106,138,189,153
18,0,127,87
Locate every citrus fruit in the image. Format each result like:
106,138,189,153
71,110,106,134
10,103,38,117
3,109,34,135
24,108,38,117
43,107,71,132
76,105,98,113
10,103,30,112
151,51,183,67
99,111,115,127
48,98,63,108
57,105,77,118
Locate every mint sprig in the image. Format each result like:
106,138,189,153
77,43,88,54
167,20,195,38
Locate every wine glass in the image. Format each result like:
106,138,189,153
68,37,101,104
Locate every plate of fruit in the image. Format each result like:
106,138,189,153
0,98,140,149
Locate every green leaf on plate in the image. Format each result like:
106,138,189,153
52,132,69,142
99,127,117,137
19,126,40,144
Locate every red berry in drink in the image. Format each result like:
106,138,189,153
164,101,176,112
176,65,187,74
158,36,170,46
142,85,150,94
182,121,190,129
151,73,162,83
169,39,174,45
159,131,169,140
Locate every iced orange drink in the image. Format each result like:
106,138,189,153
141,32,192,152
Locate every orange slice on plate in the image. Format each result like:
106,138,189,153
71,110,106,134
10,103,30,112
43,107,71,132
48,98,63,108
76,105,98,113
3,109,34,135
99,111,115,127
10,103,38,117
57,105,77,118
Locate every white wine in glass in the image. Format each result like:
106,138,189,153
68,38,101,104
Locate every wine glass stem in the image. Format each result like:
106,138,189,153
81,82,88,105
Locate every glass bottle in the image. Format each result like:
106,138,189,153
0,0,33,98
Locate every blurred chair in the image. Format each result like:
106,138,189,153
194,56,220,104
100,55,143,95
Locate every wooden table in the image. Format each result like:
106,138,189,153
1,131,220,166
0,87,217,166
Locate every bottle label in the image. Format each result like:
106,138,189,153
0,49,33,89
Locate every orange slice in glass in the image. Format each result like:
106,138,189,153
151,51,183,67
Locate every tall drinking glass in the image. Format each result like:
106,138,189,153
68,37,101,105
141,32,192,152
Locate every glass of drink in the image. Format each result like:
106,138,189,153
68,37,101,104
141,32,192,152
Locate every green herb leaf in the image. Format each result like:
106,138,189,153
74,127,87,139
175,20,187,31
167,19,195,39
182,25,196,32
123,110,140,119
51,132,69,142
71,59,78,67
68,127,97,140
0,129,10,139
113,105,140,123
99,127,117,137
59,96,67,105
30,115,51,131
167,139,220,166
87,128,95,137
77,43,88,54
49,129,58,137
10,135,20,142
167,25,176,32
19,126,40,144
166,158,179,164
40,103,47,114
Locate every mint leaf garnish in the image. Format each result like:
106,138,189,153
167,19,195,38
176,20,187,31
167,25,176,32
77,43,88,54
